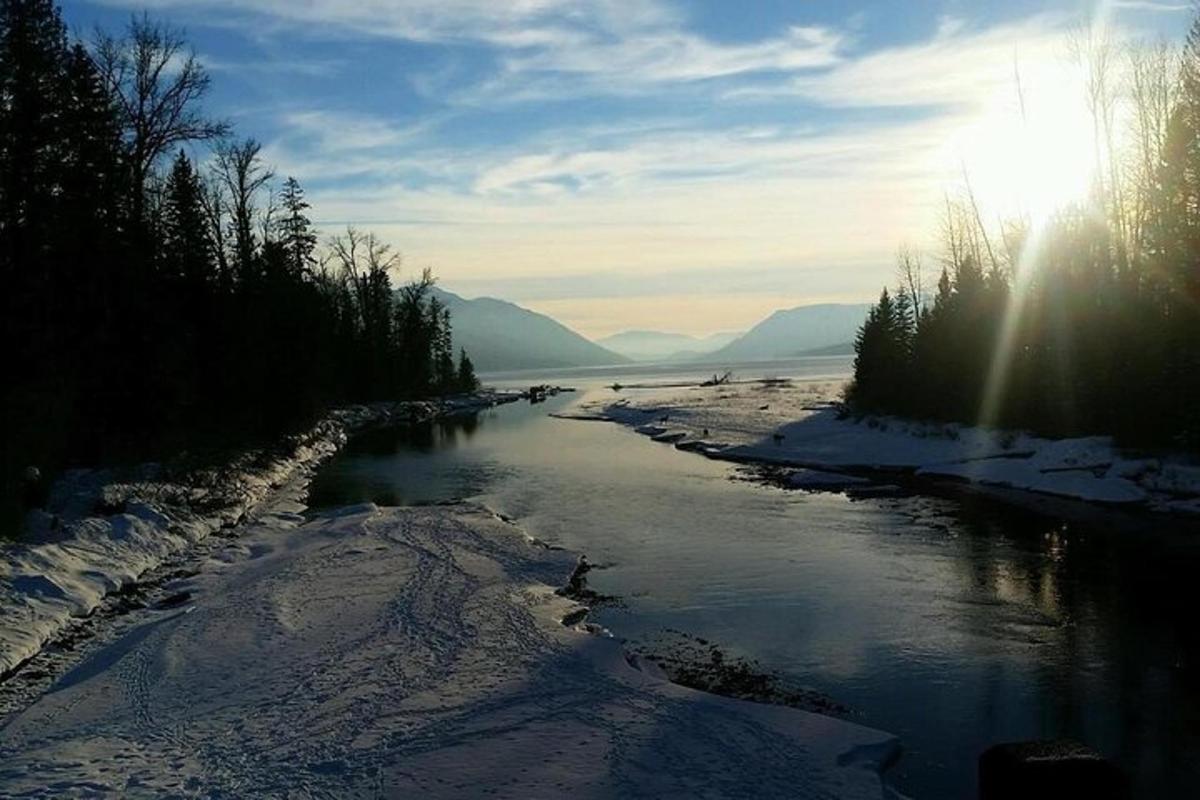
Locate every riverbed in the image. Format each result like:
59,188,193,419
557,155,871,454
309,361,1200,799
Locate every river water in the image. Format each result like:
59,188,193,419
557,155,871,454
307,359,1200,799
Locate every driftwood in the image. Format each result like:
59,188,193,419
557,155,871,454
701,371,732,387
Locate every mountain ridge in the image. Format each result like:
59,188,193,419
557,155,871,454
597,330,741,362
433,287,628,372
700,303,870,362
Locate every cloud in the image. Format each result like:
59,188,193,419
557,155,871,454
96,0,845,99
98,0,616,45
467,122,933,196
500,25,842,83
297,116,952,300
1109,1,1190,12
202,55,346,77
280,110,432,152
732,14,1077,110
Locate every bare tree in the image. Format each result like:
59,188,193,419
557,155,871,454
327,226,400,334
93,15,229,229
212,138,274,278
1070,23,1130,267
198,174,231,287
940,193,968,272
941,190,994,277
329,227,398,288
328,225,364,291
896,245,925,321
960,166,1000,278
258,185,279,247
1127,39,1181,258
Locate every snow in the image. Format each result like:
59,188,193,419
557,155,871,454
578,381,1200,512
0,395,519,681
0,504,899,798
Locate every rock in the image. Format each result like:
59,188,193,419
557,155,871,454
21,466,47,510
978,740,1129,800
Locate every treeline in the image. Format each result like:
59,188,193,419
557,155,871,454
850,18,1200,449
0,0,476,524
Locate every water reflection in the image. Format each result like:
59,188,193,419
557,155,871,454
307,391,1200,799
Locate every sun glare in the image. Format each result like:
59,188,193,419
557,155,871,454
939,53,1102,430
945,58,1097,230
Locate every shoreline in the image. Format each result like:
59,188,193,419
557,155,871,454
561,379,1200,522
1,387,904,796
0,391,521,683
0,501,900,797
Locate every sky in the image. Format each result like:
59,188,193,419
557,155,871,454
61,0,1192,338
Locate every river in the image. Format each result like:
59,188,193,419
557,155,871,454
307,358,1200,799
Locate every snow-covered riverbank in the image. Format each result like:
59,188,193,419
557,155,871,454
0,503,900,798
0,393,516,681
564,380,1200,514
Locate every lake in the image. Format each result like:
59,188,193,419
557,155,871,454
307,358,1200,799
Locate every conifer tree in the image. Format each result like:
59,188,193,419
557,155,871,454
162,151,214,287
0,0,70,276
278,177,317,278
456,349,478,393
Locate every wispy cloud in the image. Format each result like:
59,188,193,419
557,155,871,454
98,0,845,99
731,14,1076,110
1109,1,1190,12
202,55,346,77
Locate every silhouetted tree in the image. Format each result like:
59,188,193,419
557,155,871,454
93,15,227,240
456,349,478,393
277,177,316,278
849,15,1200,448
162,150,212,287
0,0,70,277
0,0,481,528
213,137,272,282
849,289,910,412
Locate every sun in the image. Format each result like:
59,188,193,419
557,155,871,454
945,56,1098,231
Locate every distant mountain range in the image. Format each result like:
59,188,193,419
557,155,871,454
699,303,869,362
596,330,741,362
793,341,856,357
596,304,868,364
437,287,869,372
433,288,627,372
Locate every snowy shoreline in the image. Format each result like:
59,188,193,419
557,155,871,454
0,502,900,797
563,379,1200,517
0,392,519,682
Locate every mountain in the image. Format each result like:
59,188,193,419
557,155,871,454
433,288,628,372
794,341,855,357
699,303,870,362
596,330,741,362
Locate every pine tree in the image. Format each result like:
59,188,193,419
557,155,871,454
0,0,70,276
162,151,214,287
58,43,125,249
277,176,316,278
851,289,911,412
429,301,455,392
456,349,478,393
